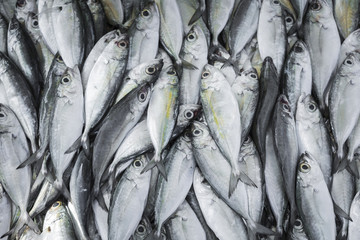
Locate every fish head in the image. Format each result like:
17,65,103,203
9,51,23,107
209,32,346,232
125,59,163,87
135,84,152,108
240,136,257,158
276,94,293,118
25,12,39,33
306,0,332,23
291,218,307,237
296,93,321,124
291,40,310,62
339,51,360,78
129,154,149,176
297,151,323,186
131,217,152,240
8,15,21,33
112,31,129,59
190,121,215,149
200,64,225,90
43,201,69,229
0,104,20,134
57,66,82,98
164,65,179,85
263,0,283,17
182,25,208,57
176,104,201,129
347,29,360,48
135,2,160,31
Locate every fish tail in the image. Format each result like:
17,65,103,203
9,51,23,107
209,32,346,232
188,5,204,26
348,160,360,179
1,210,40,239
95,191,108,211
228,170,241,198
65,135,82,154
17,144,48,169
141,153,168,180
81,134,91,158
247,219,277,240
54,179,71,202
182,59,198,70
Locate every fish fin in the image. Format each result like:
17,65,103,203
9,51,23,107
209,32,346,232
229,170,241,198
182,59,198,70
81,134,91,158
141,158,157,174
54,179,71,202
17,145,48,168
347,161,360,179
65,136,82,154
239,171,257,188
156,161,168,181
141,155,168,181
95,192,108,212
1,210,40,239
188,6,204,26
247,220,277,240
287,23,298,36
333,201,352,221
337,159,348,173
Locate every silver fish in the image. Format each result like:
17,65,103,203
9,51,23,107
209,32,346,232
348,191,360,240
108,155,151,240
296,152,336,240
334,0,360,39
154,133,196,236
15,0,37,24
258,0,286,75
0,183,11,239
303,0,341,112
289,218,309,240
86,0,106,41
165,200,206,240
179,25,208,106
126,2,160,71
100,0,124,26
38,0,58,54
193,168,248,240
296,94,332,187
338,28,360,68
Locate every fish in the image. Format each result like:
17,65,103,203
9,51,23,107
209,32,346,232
296,152,336,240
273,94,299,225
303,0,341,113
338,28,360,68
108,155,151,240
78,0,96,60
92,84,151,208
257,0,287,75
154,133,196,236
165,200,206,240
179,25,208,106
51,0,85,68
329,52,360,165
0,0,16,21
0,183,11,239
142,65,179,178
282,40,312,112
69,30,128,157
289,218,309,240
38,0,58,54
41,201,76,240
126,2,160,71
0,52,38,153
200,64,242,196
296,94,332,186
49,66,84,199
0,104,39,238
86,0,106,41
7,16,42,100
251,57,279,163
290,0,309,32
348,191,360,240
193,168,248,240
100,0,124,26
334,0,360,39
14,0,37,24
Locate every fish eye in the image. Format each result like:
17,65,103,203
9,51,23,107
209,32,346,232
249,73,257,79
192,129,202,136
116,40,128,48
201,71,210,79
299,162,311,173
31,18,39,28
16,0,26,8
61,76,71,84
273,0,280,4
57,55,64,63
294,45,303,53
187,33,196,42
167,67,177,76
142,9,150,18
52,201,62,209
146,66,156,75
307,102,317,112
282,103,290,111
294,219,303,229
137,89,148,102
310,1,322,11
285,17,293,23
184,110,194,120
136,224,146,234
345,58,354,66
132,159,142,168
0,111,6,118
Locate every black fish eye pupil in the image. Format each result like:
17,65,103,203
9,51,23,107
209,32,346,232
143,10,150,17
138,226,145,233
311,2,320,10
33,20,38,26
250,73,257,78
62,77,70,83
0,113,5,118
309,104,315,110
194,130,201,135
346,60,353,65
273,0,279,4
147,67,155,73
134,160,141,167
52,202,60,207
302,165,308,170
295,220,301,227
286,17,292,23
188,34,195,40
185,111,193,118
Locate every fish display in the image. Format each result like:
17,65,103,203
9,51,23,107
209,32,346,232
0,0,359,239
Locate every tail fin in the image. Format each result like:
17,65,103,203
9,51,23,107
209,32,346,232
65,136,82,154
141,154,167,180
17,145,48,169
229,170,241,198
188,5,205,26
247,219,277,240
54,179,71,202
95,192,108,212
182,59,198,70
0,210,40,239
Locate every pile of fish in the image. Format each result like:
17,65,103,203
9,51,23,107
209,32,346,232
1,0,360,239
